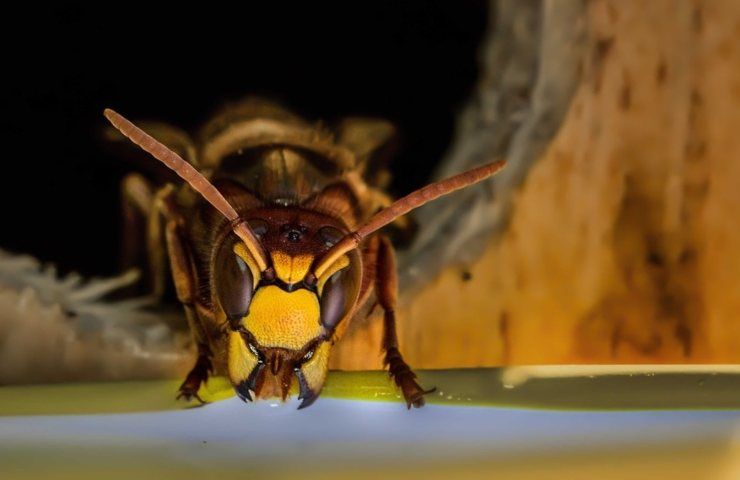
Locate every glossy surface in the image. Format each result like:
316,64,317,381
1,397,739,479
1,367,738,479
1,366,739,416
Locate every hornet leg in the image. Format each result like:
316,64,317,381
375,235,434,408
119,173,155,295
157,188,212,404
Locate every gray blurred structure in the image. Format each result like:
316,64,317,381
401,0,586,291
0,250,187,383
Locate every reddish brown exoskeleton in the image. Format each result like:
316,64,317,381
105,100,504,409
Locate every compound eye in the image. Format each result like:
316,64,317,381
214,240,254,324
318,226,343,247
247,219,268,239
319,252,361,331
320,270,346,330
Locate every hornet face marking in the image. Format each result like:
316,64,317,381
223,231,360,407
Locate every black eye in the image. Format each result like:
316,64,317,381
319,252,361,331
247,219,268,238
320,271,346,330
319,226,344,247
214,240,254,324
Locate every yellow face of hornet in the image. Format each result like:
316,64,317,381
214,236,361,409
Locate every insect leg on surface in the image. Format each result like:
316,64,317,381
156,186,213,404
376,235,435,408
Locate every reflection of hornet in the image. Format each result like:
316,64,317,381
105,100,504,409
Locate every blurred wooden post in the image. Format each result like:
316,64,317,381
332,0,740,369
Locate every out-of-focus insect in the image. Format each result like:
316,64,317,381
105,100,504,409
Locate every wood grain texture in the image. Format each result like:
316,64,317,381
332,0,740,368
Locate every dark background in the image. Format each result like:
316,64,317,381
0,2,487,276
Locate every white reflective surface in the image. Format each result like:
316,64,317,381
1,398,738,463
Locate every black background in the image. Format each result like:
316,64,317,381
0,2,487,276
